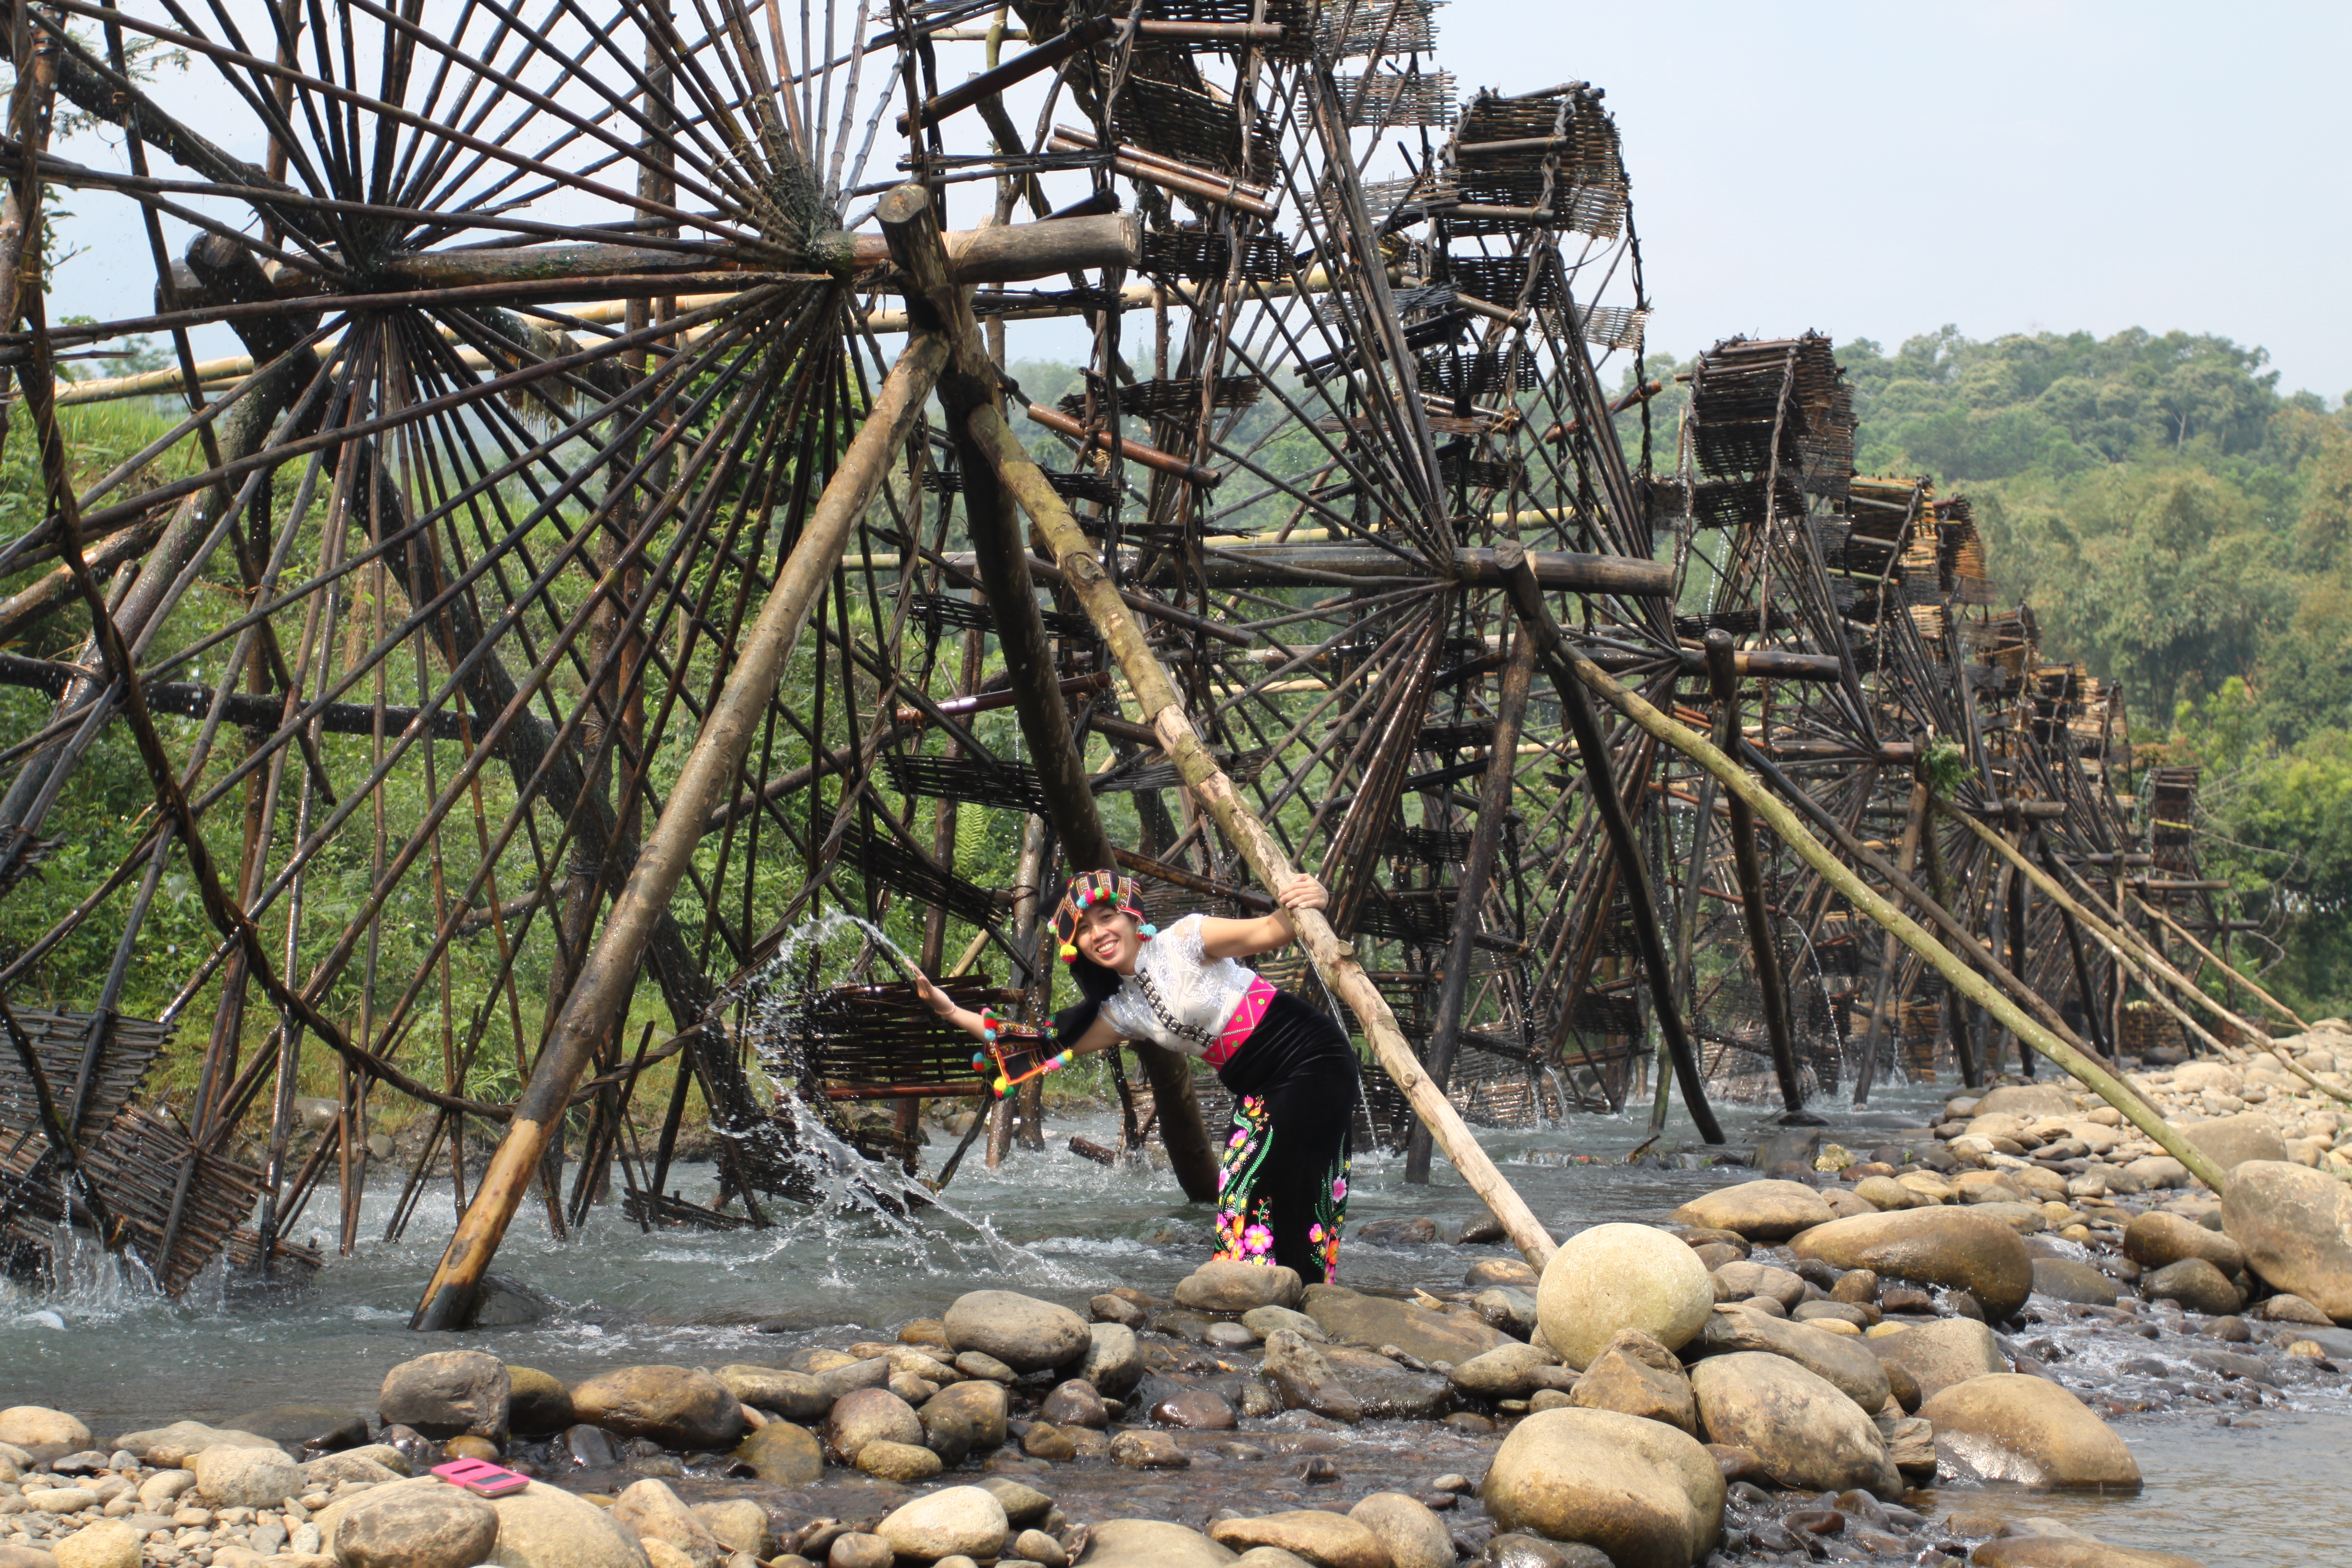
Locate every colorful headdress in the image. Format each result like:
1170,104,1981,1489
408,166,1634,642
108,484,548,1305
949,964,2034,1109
1051,869,1151,962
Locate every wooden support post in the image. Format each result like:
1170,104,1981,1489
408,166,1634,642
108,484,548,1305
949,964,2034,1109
405,318,950,1331
1852,772,1929,1104
1506,552,1723,1144
1405,626,1536,1183
2007,805,2034,1078
877,184,1222,1205
1919,814,1981,1088
869,186,1563,1264
1704,634,1804,1115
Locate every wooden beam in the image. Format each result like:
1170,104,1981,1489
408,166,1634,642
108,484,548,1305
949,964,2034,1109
1706,633,1804,1114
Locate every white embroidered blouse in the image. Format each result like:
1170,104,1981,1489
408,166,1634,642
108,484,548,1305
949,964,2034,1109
1096,913,1259,1057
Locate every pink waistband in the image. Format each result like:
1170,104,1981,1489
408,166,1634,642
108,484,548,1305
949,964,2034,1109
1203,975,1276,1069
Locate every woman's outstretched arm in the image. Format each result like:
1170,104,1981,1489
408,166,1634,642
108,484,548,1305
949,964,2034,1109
913,970,1125,1057
1200,873,1327,959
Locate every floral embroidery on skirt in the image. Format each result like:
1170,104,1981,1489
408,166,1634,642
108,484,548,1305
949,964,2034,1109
1213,1092,1351,1280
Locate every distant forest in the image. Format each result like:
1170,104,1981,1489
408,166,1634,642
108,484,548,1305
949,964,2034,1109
1627,328,2352,1014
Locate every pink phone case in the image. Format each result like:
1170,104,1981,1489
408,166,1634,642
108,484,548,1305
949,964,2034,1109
431,1458,530,1497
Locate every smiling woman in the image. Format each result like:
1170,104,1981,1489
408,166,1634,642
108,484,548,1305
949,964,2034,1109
912,867,1361,1282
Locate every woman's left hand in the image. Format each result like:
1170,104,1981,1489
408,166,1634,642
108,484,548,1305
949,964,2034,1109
1275,873,1328,913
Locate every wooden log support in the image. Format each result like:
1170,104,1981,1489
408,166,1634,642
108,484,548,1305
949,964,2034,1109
1024,400,1224,488
406,318,950,1332
1851,771,1929,1103
898,17,1116,133
1198,543,1675,595
880,184,1221,1206
1534,630,2230,1193
1705,633,1804,1115
1406,626,1536,1183
866,183,1561,1266
1503,545,1724,1144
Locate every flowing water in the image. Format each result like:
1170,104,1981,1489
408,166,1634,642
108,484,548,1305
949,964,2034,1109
4,1062,2348,1564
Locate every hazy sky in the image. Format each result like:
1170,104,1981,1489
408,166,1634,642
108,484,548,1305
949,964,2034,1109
44,1,2349,399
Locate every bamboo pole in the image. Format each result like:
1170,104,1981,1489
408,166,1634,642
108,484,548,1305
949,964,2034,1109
1706,634,1803,1114
407,326,949,1331
1852,773,1929,1103
855,182,1558,1267
1506,575,2230,1193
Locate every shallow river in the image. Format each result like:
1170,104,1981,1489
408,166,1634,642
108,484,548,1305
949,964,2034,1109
5,1082,2348,1565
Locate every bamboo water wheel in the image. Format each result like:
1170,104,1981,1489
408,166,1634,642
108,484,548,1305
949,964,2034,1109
0,0,2238,1315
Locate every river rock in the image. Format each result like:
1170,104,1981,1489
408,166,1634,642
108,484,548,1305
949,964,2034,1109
1107,1430,1188,1469
570,1367,742,1452
0,1546,57,1568
194,1442,303,1508
1865,1316,2008,1402
1688,1307,1889,1414
690,1500,770,1560
1688,1354,1899,1498
1210,1513,1387,1568
1174,1262,1307,1314
1537,1224,1714,1370
223,1402,368,1452
1360,1217,1440,1247
1242,1306,1325,1342
826,1388,922,1463
1449,1342,1567,1400
303,1446,407,1487
1709,1262,1805,1310
1296,1284,1506,1366
923,1379,1009,1449
489,1479,654,1568
1263,1329,1364,1421
1348,1495,1451,1568
2220,1160,2352,1322
1078,1323,1144,1399
1918,1374,2140,1488
111,1421,279,1470
733,1421,822,1485
0,1411,91,1467
1666,1180,1834,1241
50,1521,138,1568
858,1440,942,1482
1468,1259,1541,1289
980,1478,1054,1527
876,1485,1008,1562
944,1291,1091,1372
611,1481,720,1568
2031,1258,2118,1307
1150,1389,1237,1429
1567,1330,1696,1434
1077,1520,1235,1568
1973,1085,2079,1120
2123,1212,2245,1274
1970,1541,2204,1568
1480,1408,1724,1568
2142,1258,2242,1315
714,1367,827,1422
2183,1113,2289,1173
1038,1379,1106,1428
2251,1292,2335,1326
1790,1206,2034,1319
336,1478,502,1568
379,1351,512,1440
1852,1176,1921,1212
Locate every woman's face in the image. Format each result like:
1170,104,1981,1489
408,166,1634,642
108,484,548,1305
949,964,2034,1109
1074,904,1144,974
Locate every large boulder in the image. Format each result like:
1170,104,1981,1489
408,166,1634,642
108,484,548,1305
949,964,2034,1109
944,1291,1091,1372
1688,1354,1899,1498
734,1421,822,1485
488,1480,654,1568
193,1443,303,1508
1348,1495,1452,1568
569,1367,743,1452
922,1379,1009,1449
1450,1343,1571,1402
1208,1514,1388,1568
611,1480,721,1568
2220,1160,2352,1322
1972,1085,2079,1120
876,1486,1009,1563
1918,1374,2140,1488
1077,1520,1237,1568
1686,1307,1889,1414
2142,1258,2241,1316
335,1479,502,1568
110,1421,278,1470
2182,1113,2289,1174
379,1351,512,1441
1865,1317,2008,1403
2122,1212,2245,1275
1790,1206,2034,1319
51,1520,139,1568
1480,1408,1724,1568
1567,1331,1696,1435
0,1410,91,1467
826,1388,923,1463
1536,1224,1714,1370
1302,1285,1511,1366
1174,1262,1305,1313
1665,1181,1833,1242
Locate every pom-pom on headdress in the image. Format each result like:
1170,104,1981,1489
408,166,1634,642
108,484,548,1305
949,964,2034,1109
1051,868,1149,962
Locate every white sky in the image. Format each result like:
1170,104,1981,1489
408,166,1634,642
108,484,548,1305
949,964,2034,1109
43,0,2351,400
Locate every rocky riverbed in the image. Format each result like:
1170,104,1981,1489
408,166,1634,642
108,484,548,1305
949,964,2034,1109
6,1029,2352,1568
